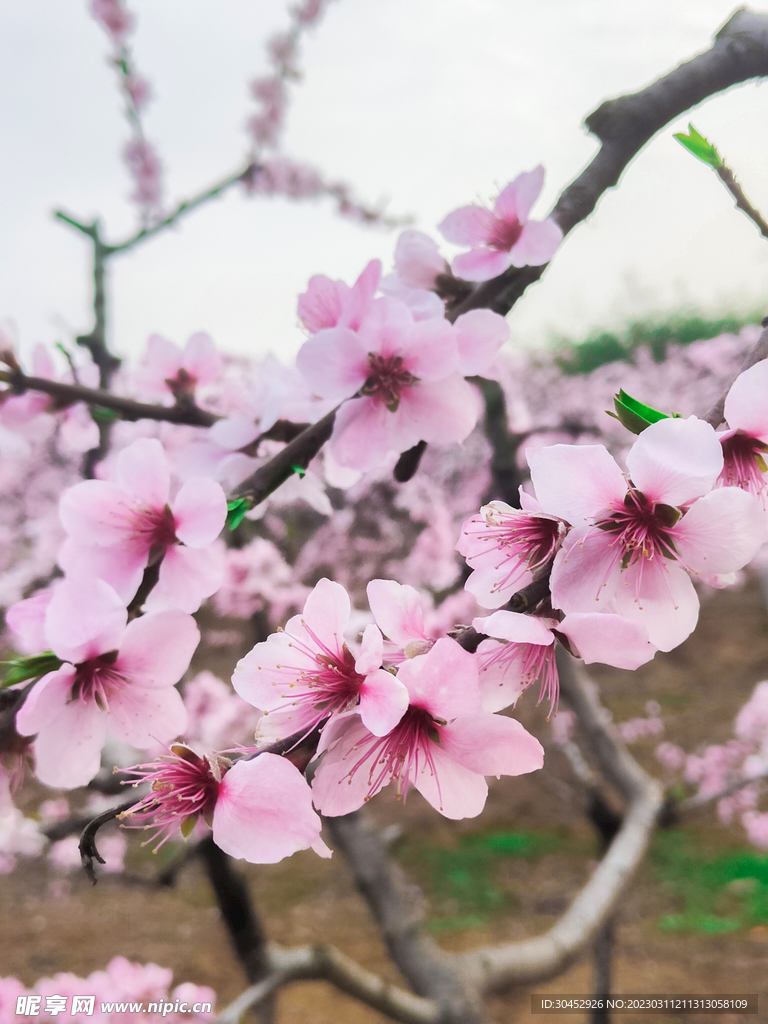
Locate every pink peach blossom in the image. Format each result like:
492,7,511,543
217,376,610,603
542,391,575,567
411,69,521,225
296,295,478,470
438,167,563,281
58,437,226,612
718,358,768,533
15,578,198,788
122,745,331,863
135,333,221,401
457,500,567,608
531,417,765,651
297,259,381,334
311,638,543,819
233,578,408,742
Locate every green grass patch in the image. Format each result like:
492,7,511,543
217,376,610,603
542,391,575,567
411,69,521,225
653,829,768,933
396,828,562,932
554,311,759,375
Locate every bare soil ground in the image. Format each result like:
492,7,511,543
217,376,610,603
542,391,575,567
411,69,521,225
4,577,768,1024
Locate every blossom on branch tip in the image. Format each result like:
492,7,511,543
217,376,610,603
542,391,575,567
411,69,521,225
121,744,331,863
438,166,563,281
311,637,544,819
58,437,227,612
233,578,408,743
15,578,198,789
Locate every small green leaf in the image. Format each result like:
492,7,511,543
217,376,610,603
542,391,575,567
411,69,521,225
226,497,251,530
674,124,723,168
1,651,64,689
90,405,118,423
612,389,670,434
291,464,306,478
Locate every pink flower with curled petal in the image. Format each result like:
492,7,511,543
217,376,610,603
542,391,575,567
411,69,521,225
718,358,768,535
457,500,567,609
15,578,198,789
474,608,656,714
530,416,765,651
311,637,544,819
297,295,478,471
58,437,226,612
134,333,221,402
366,578,434,663
438,167,563,281
233,578,409,743
297,260,381,334
120,745,331,863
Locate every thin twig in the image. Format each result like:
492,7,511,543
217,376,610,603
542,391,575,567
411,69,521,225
716,163,768,239
705,323,768,427
79,797,139,884
106,163,259,255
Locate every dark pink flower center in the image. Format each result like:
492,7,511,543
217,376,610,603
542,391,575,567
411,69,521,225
136,504,178,555
462,507,565,601
487,216,523,252
121,746,226,849
342,706,442,806
360,353,418,413
595,489,679,568
267,628,367,733
71,651,124,710
719,431,768,498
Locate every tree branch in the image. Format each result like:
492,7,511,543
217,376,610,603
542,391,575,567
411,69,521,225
715,162,768,239
231,408,338,506
323,811,486,1024
704,321,768,426
217,944,440,1024
447,7,768,321
458,652,665,992
105,163,259,256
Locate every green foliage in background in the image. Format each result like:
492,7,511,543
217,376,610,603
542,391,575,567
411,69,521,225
654,830,768,934
554,312,758,375
396,829,562,931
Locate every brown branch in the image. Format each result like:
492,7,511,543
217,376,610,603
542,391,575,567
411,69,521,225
447,8,768,321
0,369,220,428
218,944,440,1024
323,812,486,1024
704,322,768,426
79,797,139,884
678,768,768,813
231,408,338,505
457,652,665,993
715,162,768,239
105,163,259,255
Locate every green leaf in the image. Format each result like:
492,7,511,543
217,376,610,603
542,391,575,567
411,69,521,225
291,464,307,479
1,651,64,689
90,405,118,423
226,497,251,530
612,389,670,434
674,124,723,168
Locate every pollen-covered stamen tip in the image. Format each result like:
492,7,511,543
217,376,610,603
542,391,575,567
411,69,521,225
595,490,680,568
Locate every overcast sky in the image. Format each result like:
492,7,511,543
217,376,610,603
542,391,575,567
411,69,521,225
1,0,767,369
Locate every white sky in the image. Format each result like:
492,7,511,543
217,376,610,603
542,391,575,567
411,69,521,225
1,0,767,369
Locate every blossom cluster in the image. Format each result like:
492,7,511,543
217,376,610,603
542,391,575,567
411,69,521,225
0,958,215,1024
0,160,766,872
